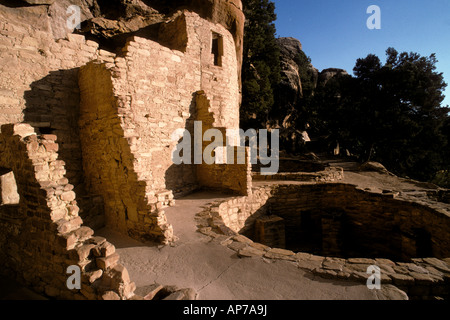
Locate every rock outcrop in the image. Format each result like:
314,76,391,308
276,37,318,103
318,68,349,86
272,37,317,153
276,37,349,101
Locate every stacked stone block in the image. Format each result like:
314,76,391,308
0,13,126,230
195,91,252,196
254,215,286,249
78,62,175,244
204,187,273,235
0,124,135,300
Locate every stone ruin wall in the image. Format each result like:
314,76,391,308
195,91,252,196
0,3,245,229
0,1,246,299
0,9,135,299
0,12,118,228
0,124,134,300
78,11,246,243
269,184,450,260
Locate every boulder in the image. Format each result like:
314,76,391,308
359,161,390,174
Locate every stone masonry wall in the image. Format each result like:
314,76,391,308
0,10,122,228
0,2,246,298
78,11,244,242
195,91,252,196
78,62,175,244
197,183,450,300
0,124,134,300
206,186,273,234
269,184,450,260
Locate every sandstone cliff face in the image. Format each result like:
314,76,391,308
276,37,320,105
277,37,305,103
277,37,349,101
272,38,314,153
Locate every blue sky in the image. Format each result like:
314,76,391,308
273,0,450,108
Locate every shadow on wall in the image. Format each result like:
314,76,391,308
0,126,79,296
0,128,71,295
23,68,82,189
240,202,272,244
165,92,198,199
0,124,136,300
78,61,174,244
22,68,105,230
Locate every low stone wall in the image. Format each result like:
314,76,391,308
0,124,135,300
253,159,327,173
252,167,344,183
200,187,273,235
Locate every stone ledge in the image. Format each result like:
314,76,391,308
252,167,344,183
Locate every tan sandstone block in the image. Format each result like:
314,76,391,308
101,291,120,300
56,216,83,234
96,253,120,270
93,241,116,258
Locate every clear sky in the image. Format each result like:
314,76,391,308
273,0,450,108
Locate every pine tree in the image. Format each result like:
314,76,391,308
241,0,281,129
313,48,449,182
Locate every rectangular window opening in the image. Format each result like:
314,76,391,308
211,32,223,67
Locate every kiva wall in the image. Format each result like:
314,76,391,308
209,184,450,260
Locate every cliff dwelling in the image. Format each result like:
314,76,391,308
0,0,449,301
